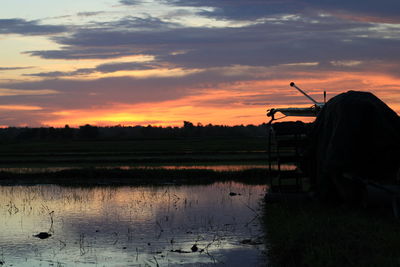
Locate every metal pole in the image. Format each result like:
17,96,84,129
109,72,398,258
290,82,319,105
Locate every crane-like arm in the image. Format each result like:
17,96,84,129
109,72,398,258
266,82,325,122
290,82,321,106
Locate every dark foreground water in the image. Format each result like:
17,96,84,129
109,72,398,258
0,182,267,266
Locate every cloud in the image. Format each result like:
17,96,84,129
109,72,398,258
0,18,67,35
1,67,399,126
0,67,32,71
0,76,190,110
96,61,160,72
162,0,300,20
1,63,393,111
23,13,400,75
160,0,400,22
1,1,399,127
119,0,143,5
0,105,42,111
77,11,105,17
0,89,58,96
26,62,161,77
101,16,180,30
304,0,400,22
0,65,278,112
25,16,180,59
25,47,139,60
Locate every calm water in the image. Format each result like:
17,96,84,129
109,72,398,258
0,163,296,173
0,182,267,266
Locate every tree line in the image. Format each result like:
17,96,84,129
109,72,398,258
0,121,309,142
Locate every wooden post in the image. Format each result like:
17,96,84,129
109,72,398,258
268,124,273,186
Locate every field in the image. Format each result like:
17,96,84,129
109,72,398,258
0,137,271,186
0,137,267,167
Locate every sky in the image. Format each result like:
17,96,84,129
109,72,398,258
0,0,400,127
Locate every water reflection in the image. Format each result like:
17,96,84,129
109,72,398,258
0,183,267,266
0,163,296,173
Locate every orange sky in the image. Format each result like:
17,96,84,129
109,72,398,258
41,71,400,127
1,1,400,127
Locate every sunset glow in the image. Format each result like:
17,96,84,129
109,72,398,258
1,0,399,127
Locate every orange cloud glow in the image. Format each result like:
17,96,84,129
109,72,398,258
0,105,43,111
41,70,400,127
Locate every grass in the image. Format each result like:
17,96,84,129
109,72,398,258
0,167,269,186
0,137,268,167
0,155,267,167
0,137,271,188
0,137,267,154
264,198,400,267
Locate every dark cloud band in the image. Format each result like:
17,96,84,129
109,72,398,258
0,18,67,35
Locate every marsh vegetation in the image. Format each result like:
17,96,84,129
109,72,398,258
0,182,266,266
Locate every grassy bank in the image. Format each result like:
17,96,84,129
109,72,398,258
0,137,266,154
0,137,268,168
264,198,400,267
0,167,268,186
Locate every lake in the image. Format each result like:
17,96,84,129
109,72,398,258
0,182,267,266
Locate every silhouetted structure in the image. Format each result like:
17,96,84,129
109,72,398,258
302,91,400,203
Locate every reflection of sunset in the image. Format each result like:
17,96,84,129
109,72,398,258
0,183,267,224
0,183,266,266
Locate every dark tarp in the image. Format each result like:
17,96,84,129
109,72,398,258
302,91,400,202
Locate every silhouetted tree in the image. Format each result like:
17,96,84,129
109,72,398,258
0,121,311,143
61,124,74,139
79,124,99,139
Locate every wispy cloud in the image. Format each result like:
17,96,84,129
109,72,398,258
157,0,400,22
26,61,165,78
0,89,58,96
0,18,67,35
0,105,43,111
119,0,143,6
77,11,106,17
24,13,400,73
0,66,32,71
